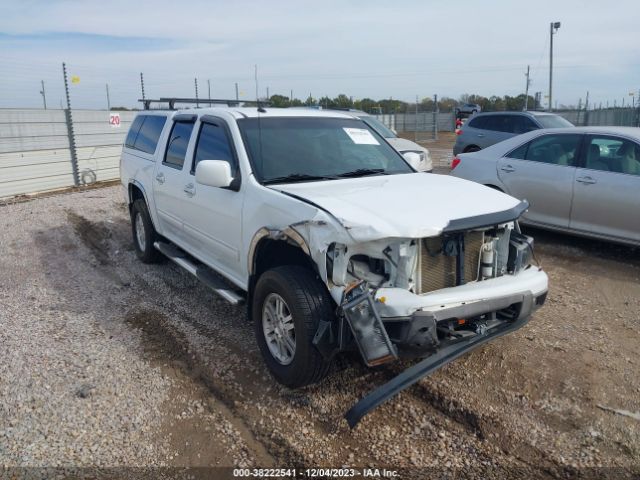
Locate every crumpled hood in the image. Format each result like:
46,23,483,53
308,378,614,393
271,173,522,242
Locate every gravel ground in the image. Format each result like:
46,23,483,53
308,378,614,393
1,182,639,479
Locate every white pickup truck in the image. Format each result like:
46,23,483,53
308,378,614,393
120,106,548,426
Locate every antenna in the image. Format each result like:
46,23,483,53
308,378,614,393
255,64,266,113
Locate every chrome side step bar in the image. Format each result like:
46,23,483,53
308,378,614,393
153,241,244,305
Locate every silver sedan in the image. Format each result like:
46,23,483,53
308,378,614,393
450,126,640,247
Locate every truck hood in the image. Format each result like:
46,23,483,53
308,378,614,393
271,173,523,242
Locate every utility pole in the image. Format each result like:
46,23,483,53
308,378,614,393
414,95,419,143
433,94,439,141
40,80,47,109
548,21,561,112
194,78,199,107
266,86,270,99
140,72,146,102
106,83,111,111
584,91,590,126
207,79,211,101
254,65,259,102
290,89,293,102
524,65,531,111
235,82,239,101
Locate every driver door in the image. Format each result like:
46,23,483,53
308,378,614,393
181,117,245,284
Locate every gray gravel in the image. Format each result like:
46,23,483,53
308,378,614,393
0,192,171,466
1,184,638,478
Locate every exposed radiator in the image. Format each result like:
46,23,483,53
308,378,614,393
419,231,484,294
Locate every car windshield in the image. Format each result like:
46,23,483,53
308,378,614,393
536,115,574,128
359,116,397,138
238,117,413,184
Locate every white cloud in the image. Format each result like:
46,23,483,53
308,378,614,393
1,0,639,108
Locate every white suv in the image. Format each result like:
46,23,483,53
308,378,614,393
120,106,548,426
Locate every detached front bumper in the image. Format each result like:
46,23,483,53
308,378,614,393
338,267,548,427
344,310,534,427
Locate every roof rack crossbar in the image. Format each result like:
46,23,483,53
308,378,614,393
138,97,270,110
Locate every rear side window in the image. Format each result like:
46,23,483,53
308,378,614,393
467,117,486,129
512,134,581,166
487,115,514,133
125,116,144,148
134,116,166,154
512,116,539,134
192,122,236,174
164,121,195,169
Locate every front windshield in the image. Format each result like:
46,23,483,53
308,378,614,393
238,117,413,184
537,115,574,128
359,116,397,138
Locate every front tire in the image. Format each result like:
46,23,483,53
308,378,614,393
130,199,162,264
253,266,333,388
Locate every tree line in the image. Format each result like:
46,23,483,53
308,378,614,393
266,93,539,114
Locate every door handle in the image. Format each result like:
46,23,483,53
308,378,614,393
155,172,165,184
576,176,596,185
500,164,515,173
183,183,195,197
477,133,485,138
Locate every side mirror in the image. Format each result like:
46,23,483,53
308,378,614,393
402,151,424,172
195,160,233,188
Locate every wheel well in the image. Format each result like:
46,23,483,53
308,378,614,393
128,183,145,208
253,239,316,279
463,145,480,153
248,238,319,320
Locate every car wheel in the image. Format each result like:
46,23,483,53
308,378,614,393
464,146,481,153
253,265,333,388
130,199,162,263
472,109,477,114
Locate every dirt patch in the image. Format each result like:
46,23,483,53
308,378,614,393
66,210,113,265
124,308,276,468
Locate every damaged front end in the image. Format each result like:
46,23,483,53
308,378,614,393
310,202,548,427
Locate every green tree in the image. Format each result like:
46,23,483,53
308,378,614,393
268,94,290,108
333,94,353,109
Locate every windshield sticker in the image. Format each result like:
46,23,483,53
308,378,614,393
343,128,380,145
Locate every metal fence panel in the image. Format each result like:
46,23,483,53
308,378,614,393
375,112,456,135
0,108,133,199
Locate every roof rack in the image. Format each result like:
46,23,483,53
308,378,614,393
138,97,269,110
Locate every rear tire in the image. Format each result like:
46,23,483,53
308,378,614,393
253,266,333,388
130,199,162,264
464,145,481,153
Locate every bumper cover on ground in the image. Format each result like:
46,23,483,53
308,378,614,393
344,289,544,428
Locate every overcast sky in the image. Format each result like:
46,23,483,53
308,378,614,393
1,0,638,109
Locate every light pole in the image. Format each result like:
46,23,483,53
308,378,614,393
548,21,561,112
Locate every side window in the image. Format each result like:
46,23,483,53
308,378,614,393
511,116,538,134
467,117,485,129
164,121,195,169
521,116,538,133
524,134,581,166
192,122,236,174
482,116,504,132
125,116,144,148
506,141,529,159
584,136,640,176
134,116,166,154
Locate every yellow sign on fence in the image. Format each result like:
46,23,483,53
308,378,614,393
71,75,80,84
